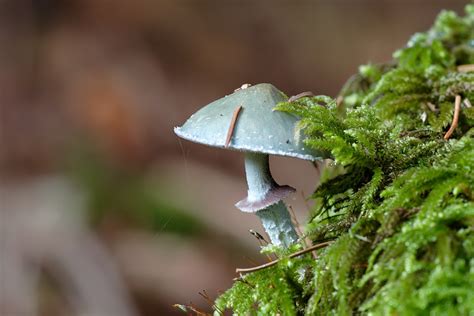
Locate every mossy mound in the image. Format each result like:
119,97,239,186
215,5,474,315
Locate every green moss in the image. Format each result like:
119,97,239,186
214,5,474,315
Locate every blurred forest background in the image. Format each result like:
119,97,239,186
0,0,467,315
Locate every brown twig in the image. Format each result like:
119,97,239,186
243,255,259,266
249,229,273,261
288,205,303,237
336,95,344,108
443,95,461,140
198,290,210,302
249,229,268,244
288,205,307,247
457,64,474,72
426,102,438,112
288,91,314,102
312,160,320,171
312,160,324,180
288,204,312,255
198,290,223,315
232,276,255,288
236,241,333,274
172,303,210,316
225,105,243,147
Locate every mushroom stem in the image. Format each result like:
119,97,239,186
243,152,299,247
257,202,299,247
244,152,276,201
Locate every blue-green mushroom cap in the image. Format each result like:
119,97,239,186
174,83,325,161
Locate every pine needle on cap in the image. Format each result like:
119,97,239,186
225,105,243,147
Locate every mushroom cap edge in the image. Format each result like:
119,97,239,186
174,83,327,161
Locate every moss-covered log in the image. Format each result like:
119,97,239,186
214,5,474,315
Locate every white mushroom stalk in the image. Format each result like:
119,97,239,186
237,152,299,247
243,152,275,201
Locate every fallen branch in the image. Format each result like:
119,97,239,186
443,95,461,140
236,241,333,274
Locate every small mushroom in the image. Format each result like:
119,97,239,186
174,83,326,247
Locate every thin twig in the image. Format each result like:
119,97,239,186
289,204,312,255
353,234,371,243
312,160,324,181
288,91,314,102
426,102,438,112
288,205,306,246
457,64,474,72
249,229,268,244
225,105,243,147
287,205,302,236
172,303,210,316
243,255,259,266
249,229,273,261
198,290,223,315
443,95,461,140
336,95,344,108
236,241,333,274
232,276,255,288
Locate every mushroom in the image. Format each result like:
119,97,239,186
174,83,325,247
